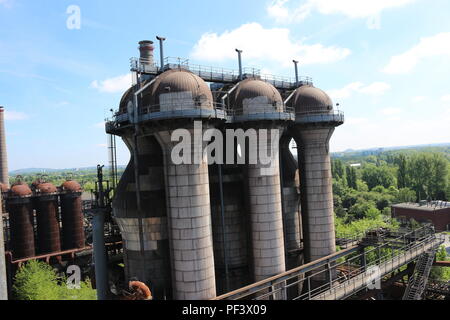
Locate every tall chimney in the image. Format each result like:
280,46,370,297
138,40,154,73
0,107,9,188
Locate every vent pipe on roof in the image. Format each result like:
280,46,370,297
156,36,166,71
293,60,299,86
0,107,9,188
235,49,243,81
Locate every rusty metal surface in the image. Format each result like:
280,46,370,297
10,183,32,197
6,199,35,259
61,180,81,192
34,185,61,254
60,182,85,250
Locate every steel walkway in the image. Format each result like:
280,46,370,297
214,226,444,300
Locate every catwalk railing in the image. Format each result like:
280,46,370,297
214,226,444,300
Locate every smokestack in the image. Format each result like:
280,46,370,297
0,107,9,188
138,40,154,72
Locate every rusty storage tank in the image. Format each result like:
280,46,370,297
6,182,35,259
34,182,61,254
60,180,85,250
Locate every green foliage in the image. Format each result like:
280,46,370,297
361,163,397,190
13,260,97,300
335,215,399,237
429,245,450,281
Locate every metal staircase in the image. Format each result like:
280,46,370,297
402,248,437,300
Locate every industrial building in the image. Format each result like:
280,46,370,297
105,38,344,300
392,202,450,232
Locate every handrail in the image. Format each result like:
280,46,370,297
214,226,441,300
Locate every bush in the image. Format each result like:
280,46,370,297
13,260,97,300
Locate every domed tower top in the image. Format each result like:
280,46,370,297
61,180,82,193
292,85,333,115
146,69,213,112
229,78,283,116
36,182,57,194
10,182,32,197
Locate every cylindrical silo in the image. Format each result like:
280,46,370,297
112,134,171,299
152,69,218,300
60,180,85,250
6,182,35,259
34,182,61,255
290,85,344,285
228,78,286,283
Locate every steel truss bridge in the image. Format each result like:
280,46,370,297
214,226,445,300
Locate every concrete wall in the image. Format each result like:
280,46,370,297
156,128,216,300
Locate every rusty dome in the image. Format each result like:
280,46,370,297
292,85,333,115
229,78,283,114
37,182,57,194
146,69,213,110
61,180,82,192
10,182,32,197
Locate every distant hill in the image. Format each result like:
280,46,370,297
333,143,450,158
9,165,126,175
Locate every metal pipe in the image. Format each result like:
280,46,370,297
156,36,166,71
293,60,299,86
235,49,243,80
0,194,7,300
92,209,109,300
217,163,229,292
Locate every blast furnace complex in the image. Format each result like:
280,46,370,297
106,38,344,300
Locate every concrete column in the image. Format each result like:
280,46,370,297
0,195,7,300
156,128,216,300
247,130,286,282
294,127,336,267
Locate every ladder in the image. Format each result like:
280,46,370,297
402,249,437,300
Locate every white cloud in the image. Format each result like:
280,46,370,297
412,96,426,103
4,110,28,121
441,94,450,102
96,144,107,148
381,107,402,115
383,32,450,74
93,122,105,129
0,0,14,8
345,117,369,126
90,74,131,93
328,81,390,100
267,0,416,23
191,23,350,67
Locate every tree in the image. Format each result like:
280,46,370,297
361,164,396,190
346,166,358,190
407,153,448,200
396,154,408,189
13,260,97,300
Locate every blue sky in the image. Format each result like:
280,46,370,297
1,0,450,170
